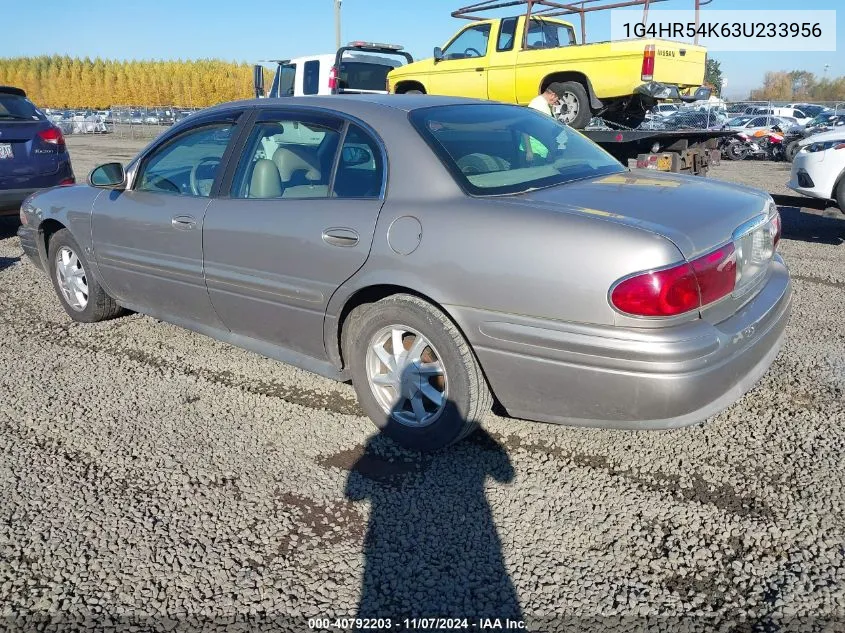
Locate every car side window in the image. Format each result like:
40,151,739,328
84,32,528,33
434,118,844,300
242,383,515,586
135,123,234,197
442,24,491,60
230,117,341,200
302,60,320,95
526,19,575,49
333,124,384,199
497,17,517,52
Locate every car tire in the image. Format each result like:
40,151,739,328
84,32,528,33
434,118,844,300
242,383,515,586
48,228,123,323
725,140,748,161
836,176,845,215
344,294,492,452
548,81,592,129
404,89,425,95
785,140,801,162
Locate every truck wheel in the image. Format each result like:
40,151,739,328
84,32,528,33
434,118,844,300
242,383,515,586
786,140,801,162
548,81,591,129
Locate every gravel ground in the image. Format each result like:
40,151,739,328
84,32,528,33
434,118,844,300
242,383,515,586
1,136,844,632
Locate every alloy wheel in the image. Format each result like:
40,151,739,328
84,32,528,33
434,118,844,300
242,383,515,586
55,246,88,311
365,325,448,428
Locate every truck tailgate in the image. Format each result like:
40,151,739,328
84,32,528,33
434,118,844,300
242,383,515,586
649,40,707,88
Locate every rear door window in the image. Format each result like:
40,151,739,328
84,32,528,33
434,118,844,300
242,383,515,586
302,60,321,95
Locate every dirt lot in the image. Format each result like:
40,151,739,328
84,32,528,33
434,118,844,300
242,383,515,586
1,134,844,632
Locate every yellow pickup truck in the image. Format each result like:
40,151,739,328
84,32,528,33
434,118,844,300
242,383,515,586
387,13,708,129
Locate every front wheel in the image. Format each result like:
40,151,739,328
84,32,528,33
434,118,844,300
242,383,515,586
344,294,492,451
548,81,592,129
48,228,124,322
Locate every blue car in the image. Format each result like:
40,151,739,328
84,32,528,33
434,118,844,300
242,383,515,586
0,86,75,217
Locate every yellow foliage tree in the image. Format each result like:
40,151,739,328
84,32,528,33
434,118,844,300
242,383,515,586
0,56,258,108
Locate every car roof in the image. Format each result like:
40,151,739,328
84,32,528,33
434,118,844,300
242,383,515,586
204,94,491,117
801,129,845,143
0,86,27,97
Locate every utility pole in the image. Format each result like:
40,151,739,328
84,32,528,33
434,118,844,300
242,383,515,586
335,0,343,50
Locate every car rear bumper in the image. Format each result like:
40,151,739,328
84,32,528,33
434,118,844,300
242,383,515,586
448,257,791,429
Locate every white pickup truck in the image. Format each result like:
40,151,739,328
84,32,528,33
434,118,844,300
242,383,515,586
257,42,414,98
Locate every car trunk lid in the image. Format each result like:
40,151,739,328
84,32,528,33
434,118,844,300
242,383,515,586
512,170,778,321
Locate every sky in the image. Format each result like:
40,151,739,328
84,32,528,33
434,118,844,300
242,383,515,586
2,0,843,99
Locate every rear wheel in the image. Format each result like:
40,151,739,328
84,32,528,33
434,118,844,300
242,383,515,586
344,294,491,451
48,229,123,323
786,140,801,162
548,81,591,129
725,140,749,161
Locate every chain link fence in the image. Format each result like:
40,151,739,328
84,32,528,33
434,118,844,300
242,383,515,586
586,99,845,132
43,105,204,139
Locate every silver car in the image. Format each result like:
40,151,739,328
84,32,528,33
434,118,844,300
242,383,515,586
17,96,792,451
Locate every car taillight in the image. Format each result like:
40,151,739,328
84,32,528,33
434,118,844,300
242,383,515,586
59,177,75,186
38,126,66,150
328,65,339,92
611,243,737,317
690,244,737,305
641,45,655,82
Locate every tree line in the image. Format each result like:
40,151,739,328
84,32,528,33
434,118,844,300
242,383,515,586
749,70,845,102
0,56,261,108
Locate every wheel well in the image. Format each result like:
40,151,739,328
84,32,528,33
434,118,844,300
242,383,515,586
38,219,65,265
394,81,426,94
334,285,453,369
541,72,601,110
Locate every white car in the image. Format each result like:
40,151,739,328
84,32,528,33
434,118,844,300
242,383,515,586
788,130,845,211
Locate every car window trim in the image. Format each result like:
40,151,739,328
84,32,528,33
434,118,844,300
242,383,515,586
129,109,246,197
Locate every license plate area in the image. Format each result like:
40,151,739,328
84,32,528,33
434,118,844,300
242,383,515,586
0,144,13,160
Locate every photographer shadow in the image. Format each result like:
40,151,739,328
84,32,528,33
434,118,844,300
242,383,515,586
344,413,521,625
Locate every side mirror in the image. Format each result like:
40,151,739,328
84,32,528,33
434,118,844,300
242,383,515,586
88,162,126,189
433,47,444,63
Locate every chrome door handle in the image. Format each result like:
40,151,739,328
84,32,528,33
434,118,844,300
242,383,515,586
322,228,359,247
171,215,196,230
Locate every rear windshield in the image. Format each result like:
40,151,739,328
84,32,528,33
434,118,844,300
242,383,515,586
0,94,44,121
338,62,394,91
409,104,623,196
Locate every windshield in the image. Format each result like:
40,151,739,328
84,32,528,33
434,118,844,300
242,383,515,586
410,104,624,196
728,116,753,126
0,94,44,121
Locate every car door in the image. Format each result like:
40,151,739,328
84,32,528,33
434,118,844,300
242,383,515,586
91,111,245,328
202,109,386,360
429,23,491,99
